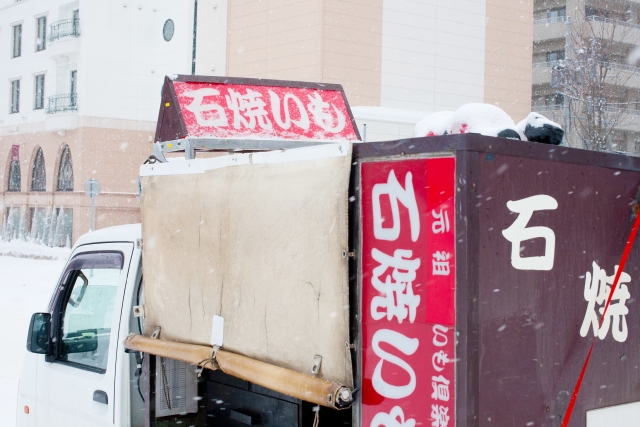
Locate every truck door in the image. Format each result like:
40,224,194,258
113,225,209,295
36,243,134,426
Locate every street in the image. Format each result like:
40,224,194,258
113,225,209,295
0,248,67,426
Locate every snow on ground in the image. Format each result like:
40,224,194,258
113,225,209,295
0,243,69,426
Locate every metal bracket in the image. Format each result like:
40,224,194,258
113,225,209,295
133,305,145,318
152,142,167,163
150,326,161,339
311,355,322,375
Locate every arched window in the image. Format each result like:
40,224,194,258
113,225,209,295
8,160,20,192
31,147,46,191
57,145,73,191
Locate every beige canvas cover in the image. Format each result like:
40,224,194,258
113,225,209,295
139,143,353,387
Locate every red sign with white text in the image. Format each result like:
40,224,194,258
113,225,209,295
361,157,456,427
172,81,359,141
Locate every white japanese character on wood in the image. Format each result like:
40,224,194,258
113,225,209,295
268,90,310,130
430,405,450,427
306,92,346,133
372,170,420,242
501,195,558,271
225,88,273,130
371,329,419,399
183,88,229,127
370,406,416,427
432,324,449,347
431,209,450,234
430,375,450,401
432,350,449,372
432,251,451,276
371,248,421,323
580,261,631,342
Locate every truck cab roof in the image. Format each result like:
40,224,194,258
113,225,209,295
73,223,141,248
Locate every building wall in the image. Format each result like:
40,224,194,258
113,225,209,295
485,0,534,121
226,0,384,107
0,0,194,243
227,0,533,121
194,0,229,76
380,0,487,112
0,127,150,241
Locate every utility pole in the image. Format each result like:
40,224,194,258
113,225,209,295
563,16,572,146
192,0,198,75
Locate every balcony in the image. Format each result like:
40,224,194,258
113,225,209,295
49,19,80,43
532,62,555,85
48,19,80,62
534,17,567,42
586,15,640,31
46,94,77,114
45,94,78,132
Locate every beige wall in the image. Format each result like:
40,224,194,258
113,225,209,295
0,126,151,243
227,0,382,106
484,0,534,121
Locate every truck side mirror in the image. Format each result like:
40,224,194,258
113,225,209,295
27,313,51,355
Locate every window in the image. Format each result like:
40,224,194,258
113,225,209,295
163,19,174,41
12,23,22,58
36,16,46,51
547,7,566,21
56,251,123,373
57,145,74,191
70,70,77,107
546,93,564,106
547,51,565,63
8,160,21,192
34,74,45,110
31,147,46,191
72,9,79,35
10,79,20,113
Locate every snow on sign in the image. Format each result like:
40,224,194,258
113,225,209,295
154,75,360,142
360,157,456,427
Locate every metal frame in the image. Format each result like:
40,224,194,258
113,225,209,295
153,137,336,162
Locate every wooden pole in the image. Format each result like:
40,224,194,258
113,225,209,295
124,333,353,410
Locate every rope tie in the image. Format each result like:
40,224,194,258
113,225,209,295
197,345,220,377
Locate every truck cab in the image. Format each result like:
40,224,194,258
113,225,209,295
18,224,145,427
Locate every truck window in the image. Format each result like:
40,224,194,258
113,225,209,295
56,251,123,373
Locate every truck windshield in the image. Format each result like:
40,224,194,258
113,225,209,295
58,251,123,373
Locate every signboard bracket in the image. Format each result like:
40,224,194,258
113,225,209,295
154,137,336,161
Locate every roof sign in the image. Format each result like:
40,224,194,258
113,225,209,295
155,76,360,143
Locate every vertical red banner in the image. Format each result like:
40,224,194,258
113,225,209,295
361,157,456,427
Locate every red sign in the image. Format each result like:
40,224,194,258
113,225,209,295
361,157,456,427
172,81,359,141
11,145,19,161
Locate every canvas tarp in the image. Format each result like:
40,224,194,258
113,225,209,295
139,143,353,387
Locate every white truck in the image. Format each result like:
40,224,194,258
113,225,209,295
17,75,640,427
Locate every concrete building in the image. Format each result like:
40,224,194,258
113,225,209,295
0,0,227,243
532,0,640,151
1,0,533,244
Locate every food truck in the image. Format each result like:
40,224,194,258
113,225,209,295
17,75,640,427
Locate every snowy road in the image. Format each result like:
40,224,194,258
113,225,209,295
0,251,67,426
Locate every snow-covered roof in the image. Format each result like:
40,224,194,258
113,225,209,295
74,223,141,248
351,106,430,124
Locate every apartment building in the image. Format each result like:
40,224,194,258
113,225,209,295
532,0,640,151
0,0,228,244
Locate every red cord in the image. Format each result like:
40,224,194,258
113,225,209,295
561,212,640,427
